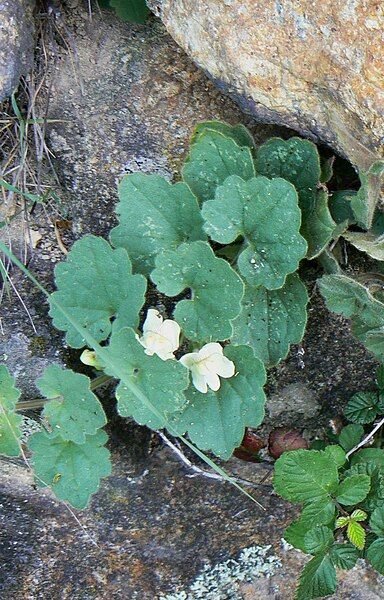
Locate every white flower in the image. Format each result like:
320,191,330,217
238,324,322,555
179,342,235,393
137,309,180,361
80,349,104,371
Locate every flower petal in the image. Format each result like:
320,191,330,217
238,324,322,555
213,355,235,378
198,342,224,360
179,352,200,369
160,319,181,351
191,370,208,393
204,370,221,391
143,309,163,334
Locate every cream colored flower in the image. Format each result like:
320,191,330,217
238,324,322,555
80,349,105,371
179,342,235,393
137,309,180,361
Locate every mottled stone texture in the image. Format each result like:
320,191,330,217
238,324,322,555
0,0,35,100
148,0,384,170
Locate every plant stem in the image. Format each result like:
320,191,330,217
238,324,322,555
346,416,384,459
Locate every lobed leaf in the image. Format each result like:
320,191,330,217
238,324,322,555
109,174,206,275
151,241,244,342
202,175,307,289
28,429,111,509
37,365,107,444
50,235,146,348
104,327,189,429
344,392,380,424
274,450,339,504
182,129,255,203
170,345,266,459
0,365,22,457
231,274,308,367
255,136,336,259
295,553,337,600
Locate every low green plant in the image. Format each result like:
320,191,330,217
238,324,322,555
98,0,149,24
2,119,384,598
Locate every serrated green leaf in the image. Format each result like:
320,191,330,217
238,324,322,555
190,120,255,153
336,516,349,529
351,509,368,521
202,175,307,289
37,365,107,444
338,424,364,452
329,543,360,570
170,345,266,459
366,537,384,574
344,462,384,511
344,392,379,424
109,174,206,275
328,190,356,226
370,507,384,537
255,136,335,259
49,235,146,348
231,274,308,367
109,0,149,23
351,448,384,469
324,445,346,468
28,429,111,509
347,520,366,550
336,474,371,505
274,450,339,504
301,500,336,527
151,241,244,342
104,327,188,429
304,526,334,555
182,129,255,203
0,365,22,456
284,518,311,553
295,553,337,600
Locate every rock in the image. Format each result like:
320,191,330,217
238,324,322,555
0,0,35,101
148,0,384,169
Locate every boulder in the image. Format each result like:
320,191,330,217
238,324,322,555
148,0,384,170
0,0,35,101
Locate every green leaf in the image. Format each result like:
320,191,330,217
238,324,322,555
170,345,266,459
344,463,384,511
329,543,360,570
182,129,255,203
377,364,384,390
320,156,334,184
202,175,307,289
0,365,22,457
295,553,337,600
343,230,384,261
109,0,149,23
336,516,349,529
304,526,334,555
351,509,368,521
255,136,335,259
105,327,188,429
190,120,255,153
231,274,308,367
300,500,336,527
338,424,364,452
37,365,107,444
109,174,206,275
50,235,146,348
351,448,384,469
350,161,384,229
370,507,384,537
347,520,366,550
344,392,379,424
335,474,371,505
324,445,346,468
274,450,339,504
328,190,356,226
151,241,244,342
28,429,111,509
366,538,384,574
317,248,342,275
285,518,311,553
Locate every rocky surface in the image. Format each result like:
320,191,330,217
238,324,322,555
0,0,35,100
148,0,384,170
0,3,383,599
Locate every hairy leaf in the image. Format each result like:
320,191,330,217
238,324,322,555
295,553,337,600
202,175,307,289
304,526,334,555
231,274,308,366
105,327,188,429
350,160,384,229
328,190,356,226
329,543,360,570
191,120,255,152
0,365,22,456
37,365,107,444
274,450,339,504
50,235,146,348
255,136,335,258
151,241,244,342
335,474,371,505
109,174,206,275
343,230,384,261
182,129,255,203
366,538,384,574
28,429,111,509
170,345,266,459
347,520,366,550
344,392,380,424
338,424,364,452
